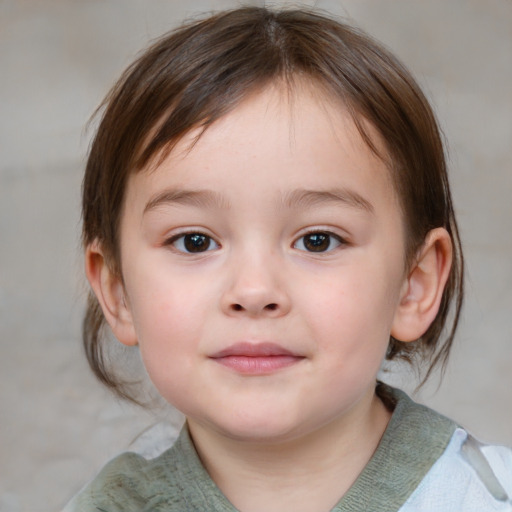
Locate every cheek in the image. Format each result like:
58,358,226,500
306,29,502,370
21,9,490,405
124,270,207,379
296,258,403,351
132,294,205,408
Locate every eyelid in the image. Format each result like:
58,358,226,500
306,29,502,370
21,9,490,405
294,227,349,242
164,229,221,254
292,228,348,253
163,226,218,242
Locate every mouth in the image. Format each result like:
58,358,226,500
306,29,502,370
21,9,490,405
209,342,305,375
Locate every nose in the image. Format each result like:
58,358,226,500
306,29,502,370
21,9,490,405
220,252,291,318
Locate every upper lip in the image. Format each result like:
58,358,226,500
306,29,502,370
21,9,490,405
210,342,299,358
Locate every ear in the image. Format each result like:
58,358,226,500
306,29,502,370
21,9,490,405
391,228,453,342
85,241,138,346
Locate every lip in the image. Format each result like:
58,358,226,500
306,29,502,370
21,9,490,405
210,342,304,375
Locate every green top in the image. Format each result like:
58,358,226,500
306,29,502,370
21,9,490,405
67,386,457,512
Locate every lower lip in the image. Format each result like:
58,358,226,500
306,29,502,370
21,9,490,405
212,355,303,375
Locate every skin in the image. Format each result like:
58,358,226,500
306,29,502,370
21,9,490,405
87,83,452,511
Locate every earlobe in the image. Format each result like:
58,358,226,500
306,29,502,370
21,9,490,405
85,241,138,346
391,228,453,342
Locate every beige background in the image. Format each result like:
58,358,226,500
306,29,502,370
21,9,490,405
0,1,511,511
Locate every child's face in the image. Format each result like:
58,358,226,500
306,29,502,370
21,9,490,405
116,85,409,442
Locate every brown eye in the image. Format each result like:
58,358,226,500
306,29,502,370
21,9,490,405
171,233,219,253
294,232,342,253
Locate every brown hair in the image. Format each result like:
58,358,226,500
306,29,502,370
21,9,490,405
82,7,464,403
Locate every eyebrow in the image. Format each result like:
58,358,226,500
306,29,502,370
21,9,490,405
143,187,374,215
144,189,230,214
281,188,374,214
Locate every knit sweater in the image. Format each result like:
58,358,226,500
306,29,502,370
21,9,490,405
64,386,512,511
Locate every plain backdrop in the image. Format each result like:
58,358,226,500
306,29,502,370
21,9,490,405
0,1,511,511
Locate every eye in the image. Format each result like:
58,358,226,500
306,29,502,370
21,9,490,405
294,231,343,253
168,232,219,253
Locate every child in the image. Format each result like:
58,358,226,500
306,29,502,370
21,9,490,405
67,6,512,511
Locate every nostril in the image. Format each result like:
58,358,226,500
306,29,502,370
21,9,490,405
230,303,278,312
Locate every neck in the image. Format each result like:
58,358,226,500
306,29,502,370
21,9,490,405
187,390,391,512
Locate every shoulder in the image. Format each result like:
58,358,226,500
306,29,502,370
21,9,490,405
372,385,512,511
63,450,172,512
402,428,512,511
62,425,236,512
62,427,190,512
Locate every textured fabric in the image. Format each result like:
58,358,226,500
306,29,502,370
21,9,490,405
331,387,456,511
64,386,512,511
402,429,512,510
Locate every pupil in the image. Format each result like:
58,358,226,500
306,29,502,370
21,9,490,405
184,234,209,252
305,233,329,252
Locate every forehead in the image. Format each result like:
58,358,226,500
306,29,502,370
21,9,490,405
125,83,398,217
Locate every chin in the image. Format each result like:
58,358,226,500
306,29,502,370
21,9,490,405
210,414,309,445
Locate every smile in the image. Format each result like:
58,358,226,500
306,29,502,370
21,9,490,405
210,342,305,375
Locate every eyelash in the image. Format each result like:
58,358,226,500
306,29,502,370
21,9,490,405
165,230,346,255
165,232,220,254
293,230,346,253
